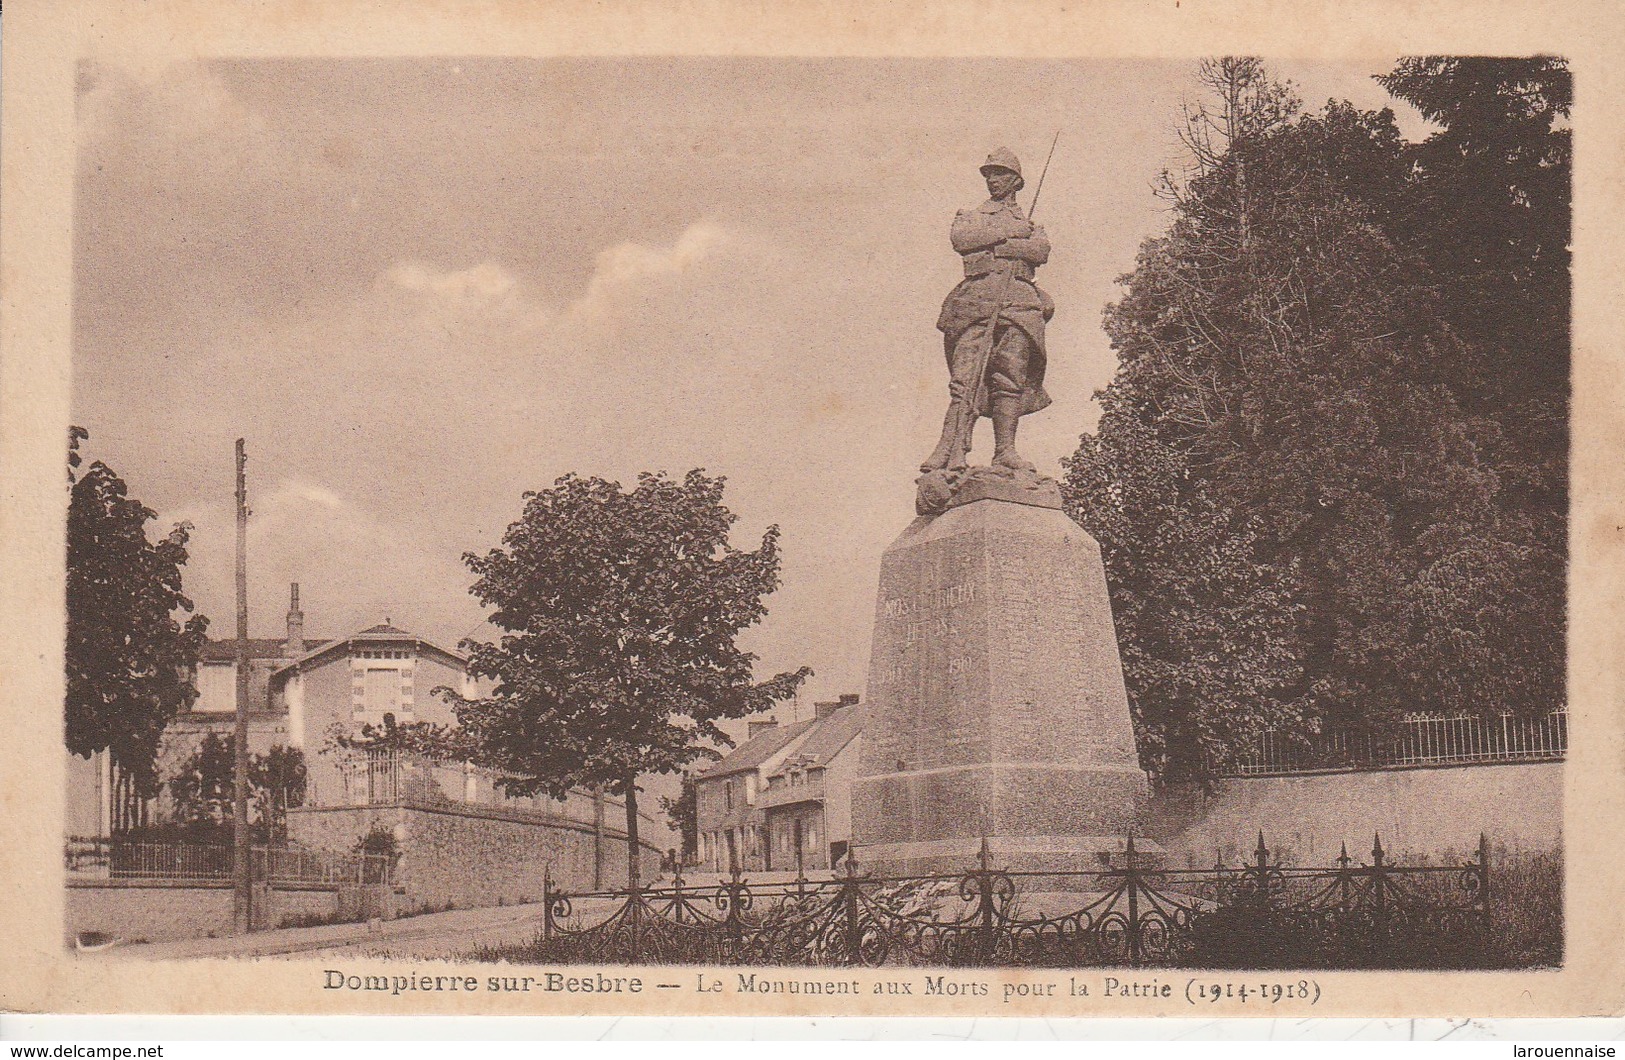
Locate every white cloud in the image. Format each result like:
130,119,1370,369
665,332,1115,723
278,480,344,510
376,223,734,338
382,260,551,332
568,223,732,323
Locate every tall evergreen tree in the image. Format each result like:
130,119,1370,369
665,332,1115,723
1379,56,1570,707
1065,60,1560,780
1378,57,1570,463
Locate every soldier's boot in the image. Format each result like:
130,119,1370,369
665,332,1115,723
991,396,1036,473
920,401,973,473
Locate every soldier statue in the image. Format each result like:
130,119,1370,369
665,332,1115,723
920,147,1055,476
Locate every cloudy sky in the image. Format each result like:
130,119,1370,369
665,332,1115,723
73,56,1423,722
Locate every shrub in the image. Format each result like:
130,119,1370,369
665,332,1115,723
1485,849,1563,968
354,824,399,859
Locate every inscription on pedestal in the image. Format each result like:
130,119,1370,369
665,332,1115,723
852,500,1150,872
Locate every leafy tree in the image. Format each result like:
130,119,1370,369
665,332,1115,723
1378,55,1570,700
66,427,209,828
255,744,309,839
660,774,701,864
166,733,307,841
1064,60,1560,779
1378,57,1570,451
433,470,811,886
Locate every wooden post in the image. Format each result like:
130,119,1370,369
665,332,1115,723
232,439,253,933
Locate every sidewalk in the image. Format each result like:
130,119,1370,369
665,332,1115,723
82,872,843,962
86,899,560,962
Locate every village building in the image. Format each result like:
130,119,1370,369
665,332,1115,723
268,616,474,808
757,695,863,871
693,717,812,872
66,584,673,909
692,695,863,873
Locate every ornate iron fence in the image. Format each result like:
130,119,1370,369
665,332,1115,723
533,833,1492,968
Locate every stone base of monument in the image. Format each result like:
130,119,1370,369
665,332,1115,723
914,464,1064,516
851,479,1156,887
855,831,1166,883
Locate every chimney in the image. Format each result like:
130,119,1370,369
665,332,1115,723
747,718,778,740
285,582,305,655
816,693,860,720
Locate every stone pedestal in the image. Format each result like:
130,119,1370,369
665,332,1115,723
850,496,1151,878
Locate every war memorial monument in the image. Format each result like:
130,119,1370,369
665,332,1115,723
850,149,1154,877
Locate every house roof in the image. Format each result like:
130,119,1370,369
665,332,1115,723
696,719,816,780
268,621,467,682
769,705,863,776
198,638,306,663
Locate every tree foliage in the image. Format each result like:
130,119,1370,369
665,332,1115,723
1063,59,1567,780
660,774,701,863
431,469,810,883
166,733,307,840
66,428,210,812
1379,55,1570,677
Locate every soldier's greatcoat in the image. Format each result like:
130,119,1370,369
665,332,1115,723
936,196,1055,416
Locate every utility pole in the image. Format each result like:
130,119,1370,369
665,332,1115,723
232,439,253,933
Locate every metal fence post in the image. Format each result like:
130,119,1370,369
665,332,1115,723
1337,842,1353,916
671,863,687,926
724,861,746,952
542,866,555,942
975,838,998,964
841,856,863,965
1125,832,1142,966
1371,833,1390,942
1251,831,1271,916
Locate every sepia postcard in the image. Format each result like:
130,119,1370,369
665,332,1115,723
2,0,1623,1021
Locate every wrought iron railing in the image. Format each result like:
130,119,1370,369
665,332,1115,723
339,751,404,805
1225,710,1566,776
106,839,235,880
533,833,1492,968
253,845,395,885
65,836,111,874
100,839,392,885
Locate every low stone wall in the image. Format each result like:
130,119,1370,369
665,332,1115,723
277,884,345,925
65,879,342,944
1145,759,1563,866
66,880,235,944
287,801,660,912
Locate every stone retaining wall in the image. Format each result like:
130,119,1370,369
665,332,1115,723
1145,759,1563,866
64,879,343,944
287,802,660,912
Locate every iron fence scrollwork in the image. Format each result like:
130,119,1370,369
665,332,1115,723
535,831,1492,968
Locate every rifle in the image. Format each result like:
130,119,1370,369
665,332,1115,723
947,131,1060,468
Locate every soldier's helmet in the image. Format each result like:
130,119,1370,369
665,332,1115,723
979,147,1025,190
